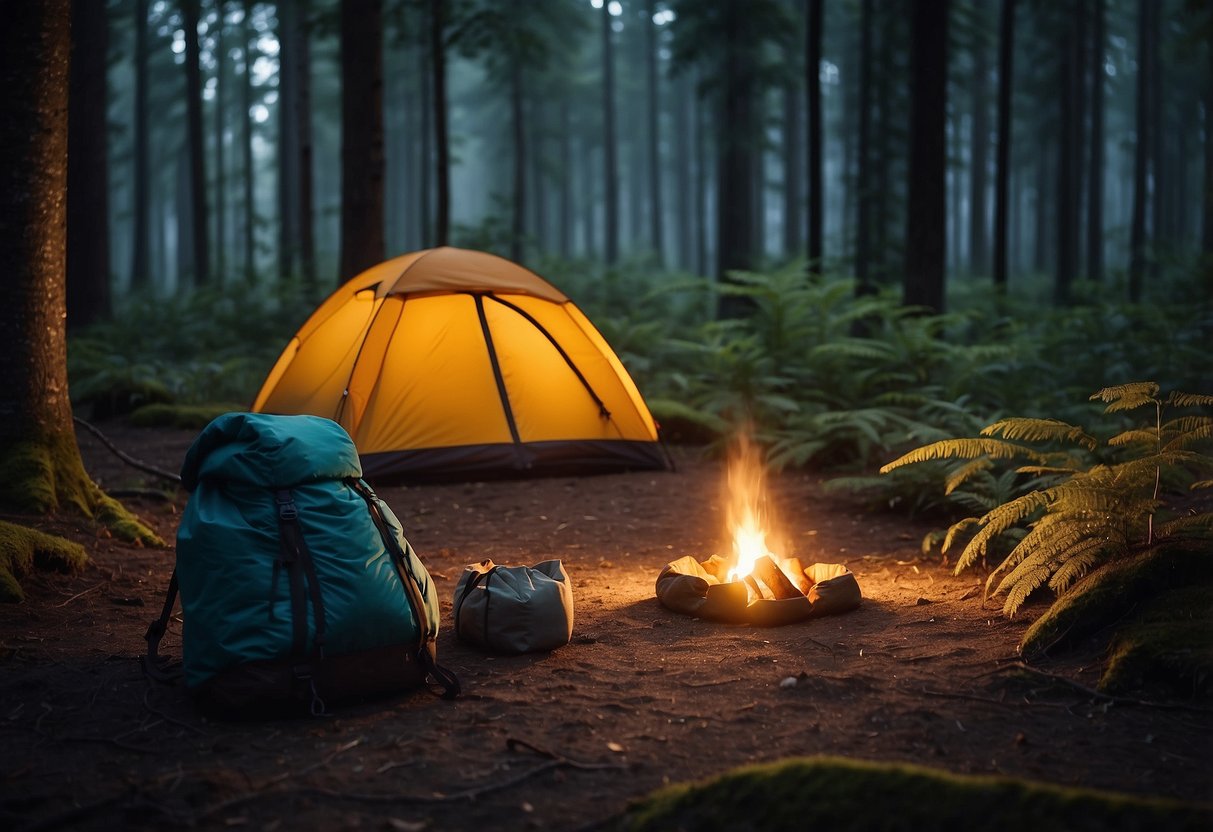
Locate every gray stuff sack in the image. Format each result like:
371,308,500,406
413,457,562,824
453,559,574,654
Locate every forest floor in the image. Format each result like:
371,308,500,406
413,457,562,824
1,423,1211,831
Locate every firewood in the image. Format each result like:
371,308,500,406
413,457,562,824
743,574,767,601
751,555,803,600
779,557,812,596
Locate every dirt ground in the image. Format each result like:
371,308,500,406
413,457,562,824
2,423,1211,831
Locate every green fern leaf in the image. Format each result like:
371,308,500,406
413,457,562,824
1108,429,1159,447
942,517,981,553
1155,513,1213,538
1090,382,1159,412
981,418,1097,450
1014,465,1082,478
1046,539,1108,594
1162,420,1213,452
945,459,993,495
1167,391,1213,408
1192,480,1213,491
881,438,1045,474
1002,562,1055,617
954,490,1051,574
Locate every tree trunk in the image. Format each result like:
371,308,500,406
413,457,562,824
1128,0,1149,302
782,75,802,259
855,0,873,296
646,0,663,263
993,0,1015,293
695,75,709,277
1086,0,1105,284
278,0,300,280
1147,0,1163,280
67,0,111,330
805,0,823,273
431,0,449,247
510,57,526,263
560,98,572,258
340,0,386,282
1055,10,1078,304
418,14,432,248
968,12,989,276
296,0,317,289
1204,39,1213,262
213,2,227,284
602,3,619,265
716,0,758,318
241,0,256,283
903,0,949,313
130,0,150,292
183,0,209,287
674,73,692,269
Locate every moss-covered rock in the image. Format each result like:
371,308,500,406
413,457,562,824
619,756,1212,832
1100,585,1213,699
1020,543,1213,660
0,520,88,603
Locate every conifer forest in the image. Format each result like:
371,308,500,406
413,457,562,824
0,1,1211,830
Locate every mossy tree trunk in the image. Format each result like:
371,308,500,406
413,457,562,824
0,1,160,601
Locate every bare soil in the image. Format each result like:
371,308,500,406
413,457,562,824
2,424,1211,832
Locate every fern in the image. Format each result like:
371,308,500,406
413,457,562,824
953,490,1052,573
881,438,1048,473
945,458,993,495
1168,391,1213,408
981,418,1097,450
1090,382,1160,409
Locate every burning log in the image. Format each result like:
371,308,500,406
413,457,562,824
779,557,812,596
751,555,804,601
743,574,766,601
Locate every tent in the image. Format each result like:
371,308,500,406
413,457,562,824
251,247,669,481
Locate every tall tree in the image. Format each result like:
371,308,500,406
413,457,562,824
1205,31,1213,264
183,0,209,287
645,0,663,263
968,6,990,276
806,0,823,273
673,72,693,269
903,0,949,313
278,0,316,287
602,1,619,265
855,0,874,296
0,0,158,589
1086,0,1105,284
214,2,227,283
240,0,257,283
781,72,802,258
1055,3,1080,304
431,0,450,246
130,0,151,292
993,0,1015,293
1129,0,1151,302
340,0,386,281
67,0,111,330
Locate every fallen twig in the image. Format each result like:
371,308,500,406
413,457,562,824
54,583,103,608
73,416,182,485
677,677,742,688
1005,662,1212,713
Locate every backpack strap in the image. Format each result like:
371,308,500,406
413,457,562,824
275,488,330,715
143,570,183,683
348,478,461,699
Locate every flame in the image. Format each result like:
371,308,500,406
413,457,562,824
724,431,775,583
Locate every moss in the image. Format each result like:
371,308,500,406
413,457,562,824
1100,585,1213,700
1020,544,1213,659
619,756,1212,832
0,520,88,603
128,402,246,430
92,489,164,547
0,442,58,514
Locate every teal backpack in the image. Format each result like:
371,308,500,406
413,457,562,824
146,413,459,715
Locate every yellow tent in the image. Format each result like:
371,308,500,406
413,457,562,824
252,247,669,480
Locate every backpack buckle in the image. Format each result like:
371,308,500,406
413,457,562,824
275,490,298,521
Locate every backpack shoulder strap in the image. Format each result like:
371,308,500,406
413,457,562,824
144,571,183,683
348,478,461,699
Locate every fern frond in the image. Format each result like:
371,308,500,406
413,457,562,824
1192,480,1213,491
1090,382,1159,412
983,513,1092,592
1155,513,1213,538
945,458,993,495
1046,539,1108,594
981,418,1097,450
953,490,1051,574
1001,562,1056,617
1167,391,1213,408
1162,419,1213,452
1108,429,1160,447
881,438,1046,474
941,517,982,553
1015,465,1082,478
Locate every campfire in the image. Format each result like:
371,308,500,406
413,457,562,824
655,431,862,626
